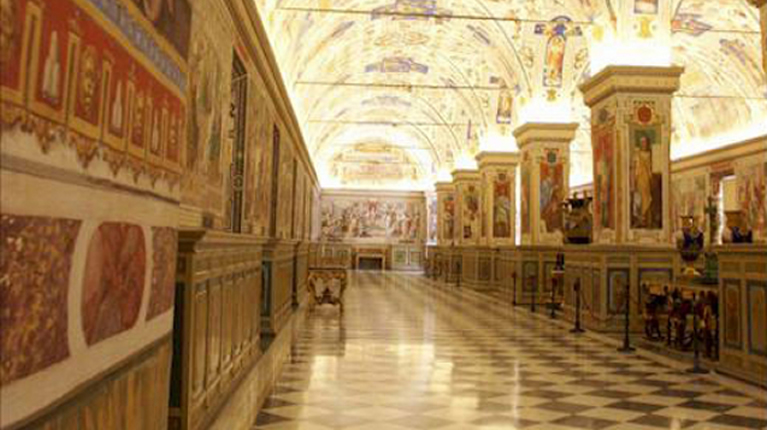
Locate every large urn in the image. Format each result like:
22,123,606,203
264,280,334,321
677,215,704,277
562,193,593,245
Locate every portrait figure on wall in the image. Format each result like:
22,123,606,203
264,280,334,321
130,0,192,59
496,85,513,124
493,172,512,238
737,162,766,241
521,164,531,234
672,174,707,234
593,115,615,230
607,268,630,315
427,196,437,243
534,17,582,89
540,150,564,233
724,280,741,348
630,126,663,229
187,32,225,186
443,194,455,240
748,282,767,356
463,185,479,239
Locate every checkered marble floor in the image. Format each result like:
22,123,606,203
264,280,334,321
254,272,767,430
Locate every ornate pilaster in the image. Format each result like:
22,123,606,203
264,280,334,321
435,182,455,247
750,0,767,73
476,151,519,247
514,123,578,245
580,66,683,245
452,169,481,247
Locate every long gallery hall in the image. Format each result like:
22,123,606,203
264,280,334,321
1,0,766,429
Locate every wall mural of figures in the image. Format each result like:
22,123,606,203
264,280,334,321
521,161,531,235
493,172,512,238
496,83,513,124
182,0,232,219
540,150,565,233
737,161,767,241
534,17,582,89
278,142,294,238
321,196,423,242
607,268,630,315
672,173,708,234
130,0,192,59
463,184,480,240
630,125,663,229
593,113,616,231
427,195,437,243
443,194,455,240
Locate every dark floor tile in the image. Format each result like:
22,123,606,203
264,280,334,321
677,399,735,413
521,389,573,399
585,389,636,399
536,400,594,414
630,414,696,428
651,388,703,399
551,415,617,430
707,414,767,429
471,415,538,428
388,415,453,429
607,400,665,413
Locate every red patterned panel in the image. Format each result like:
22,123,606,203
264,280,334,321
81,222,146,345
0,215,81,384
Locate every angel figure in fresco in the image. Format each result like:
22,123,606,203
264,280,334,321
632,134,654,227
544,34,566,88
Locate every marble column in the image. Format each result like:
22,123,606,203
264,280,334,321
452,169,482,247
514,123,578,245
435,182,455,247
476,151,519,247
750,0,767,74
579,66,683,245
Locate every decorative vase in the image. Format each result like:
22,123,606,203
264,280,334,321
723,210,753,244
677,215,703,277
563,193,593,245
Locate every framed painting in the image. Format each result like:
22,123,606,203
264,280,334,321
607,268,630,315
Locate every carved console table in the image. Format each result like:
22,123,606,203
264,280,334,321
308,267,348,311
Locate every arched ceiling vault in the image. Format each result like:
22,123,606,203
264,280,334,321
255,0,767,190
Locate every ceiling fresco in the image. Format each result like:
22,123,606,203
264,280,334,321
255,0,767,189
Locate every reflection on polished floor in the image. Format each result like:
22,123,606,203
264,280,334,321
254,272,767,430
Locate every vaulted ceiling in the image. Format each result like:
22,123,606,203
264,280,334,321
255,0,767,190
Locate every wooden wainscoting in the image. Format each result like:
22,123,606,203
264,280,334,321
169,230,264,430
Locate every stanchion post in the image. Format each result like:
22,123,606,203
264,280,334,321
550,278,557,319
570,278,585,333
512,272,518,307
618,279,636,353
687,292,709,374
